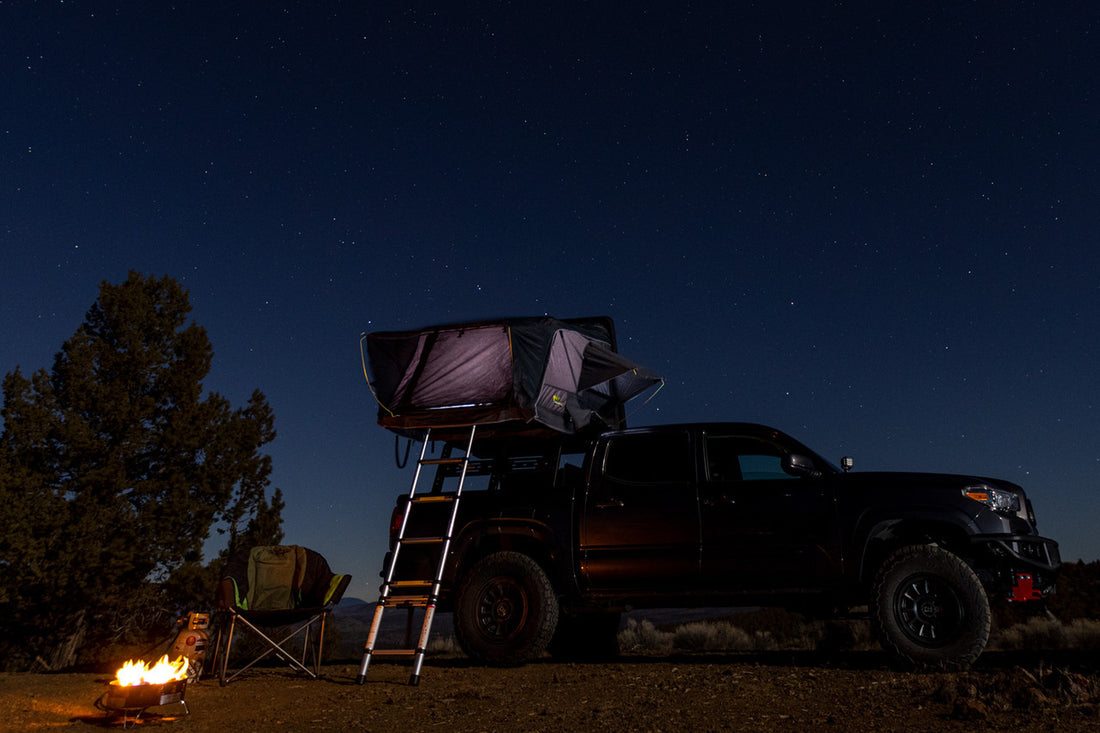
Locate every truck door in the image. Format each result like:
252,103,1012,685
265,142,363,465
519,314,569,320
699,431,835,591
579,429,700,590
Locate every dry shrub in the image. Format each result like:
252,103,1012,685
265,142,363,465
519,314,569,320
672,621,755,651
815,619,877,652
426,634,460,656
1065,618,1100,651
992,616,1100,651
617,615,859,654
700,608,873,652
618,619,673,654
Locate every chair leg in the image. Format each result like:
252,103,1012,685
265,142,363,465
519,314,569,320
219,615,237,687
300,622,313,671
298,614,327,677
315,613,327,676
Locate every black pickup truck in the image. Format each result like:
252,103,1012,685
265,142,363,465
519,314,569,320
386,422,1061,669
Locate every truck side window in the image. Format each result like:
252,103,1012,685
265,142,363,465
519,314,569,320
738,453,788,481
604,433,692,484
705,436,790,482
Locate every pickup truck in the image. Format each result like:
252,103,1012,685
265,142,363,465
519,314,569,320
385,422,1061,669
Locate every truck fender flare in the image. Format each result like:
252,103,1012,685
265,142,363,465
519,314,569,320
854,507,982,582
447,519,559,583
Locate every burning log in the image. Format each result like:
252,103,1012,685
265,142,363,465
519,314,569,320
114,655,189,687
99,655,190,726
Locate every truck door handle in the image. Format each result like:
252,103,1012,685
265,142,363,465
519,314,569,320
595,499,625,509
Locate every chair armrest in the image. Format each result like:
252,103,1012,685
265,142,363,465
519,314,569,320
217,578,240,610
325,574,352,607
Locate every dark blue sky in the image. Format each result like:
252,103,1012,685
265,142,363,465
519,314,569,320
3,2,1097,599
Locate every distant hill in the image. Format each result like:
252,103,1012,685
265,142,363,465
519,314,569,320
330,603,454,661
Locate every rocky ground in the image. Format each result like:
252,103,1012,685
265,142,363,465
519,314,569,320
5,648,1100,732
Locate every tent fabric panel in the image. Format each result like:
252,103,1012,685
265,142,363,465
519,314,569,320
533,329,662,433
397,326,512,410
365,330,425,408
572,341,662,429
505,316,616,414
577,341,662,396
367,323,513,415
533,329,597,433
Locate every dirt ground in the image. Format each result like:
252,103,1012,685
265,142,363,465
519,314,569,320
4,649,1100,732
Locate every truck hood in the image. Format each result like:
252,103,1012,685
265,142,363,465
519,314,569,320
831,471,1023,493
827,470,1039,535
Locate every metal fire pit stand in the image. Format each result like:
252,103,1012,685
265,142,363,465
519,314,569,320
98,678,190,728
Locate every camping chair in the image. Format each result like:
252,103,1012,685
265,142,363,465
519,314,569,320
214,545,351,685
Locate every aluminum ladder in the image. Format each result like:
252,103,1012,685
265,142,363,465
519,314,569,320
356,425,476,686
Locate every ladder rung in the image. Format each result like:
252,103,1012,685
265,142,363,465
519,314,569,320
410,494,455,504
384,595,431,607
400,536,444,545
369,649,418,658
389,579,433,588
420,457,467,466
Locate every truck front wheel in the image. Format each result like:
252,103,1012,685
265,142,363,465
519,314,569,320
871,544,991,670
454,551,559,666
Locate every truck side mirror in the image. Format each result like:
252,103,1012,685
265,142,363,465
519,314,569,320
782,453,821,479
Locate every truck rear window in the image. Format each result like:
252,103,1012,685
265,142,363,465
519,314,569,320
603,432,692,484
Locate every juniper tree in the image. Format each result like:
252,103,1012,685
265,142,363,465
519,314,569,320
0,271,284,670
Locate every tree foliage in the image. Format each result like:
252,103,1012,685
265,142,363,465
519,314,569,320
0,272,284,670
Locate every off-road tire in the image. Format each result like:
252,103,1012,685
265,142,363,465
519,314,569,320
871,544,990,670
454,551,559,666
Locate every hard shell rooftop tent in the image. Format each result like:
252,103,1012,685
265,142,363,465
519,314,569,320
361,316,662,440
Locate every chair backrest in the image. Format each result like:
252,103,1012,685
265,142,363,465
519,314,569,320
248,545,306,609
219,545,348,611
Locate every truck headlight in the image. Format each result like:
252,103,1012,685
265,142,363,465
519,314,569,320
963,485,1021,515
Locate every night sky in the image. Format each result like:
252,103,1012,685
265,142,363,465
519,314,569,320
3,3,1097,600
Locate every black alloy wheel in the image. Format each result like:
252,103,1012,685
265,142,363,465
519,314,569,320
473,574,530,642
892,572,966,646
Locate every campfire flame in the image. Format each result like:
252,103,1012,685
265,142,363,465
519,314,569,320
115,655,189,686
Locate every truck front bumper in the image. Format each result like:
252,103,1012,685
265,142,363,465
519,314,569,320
970,534,1060,600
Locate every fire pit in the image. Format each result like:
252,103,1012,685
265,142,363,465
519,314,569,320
98,655,190,727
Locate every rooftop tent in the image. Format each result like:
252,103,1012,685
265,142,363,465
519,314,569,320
362,316,662,438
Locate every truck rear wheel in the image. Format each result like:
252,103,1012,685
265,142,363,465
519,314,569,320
871,544,990,670
454,551,559,666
